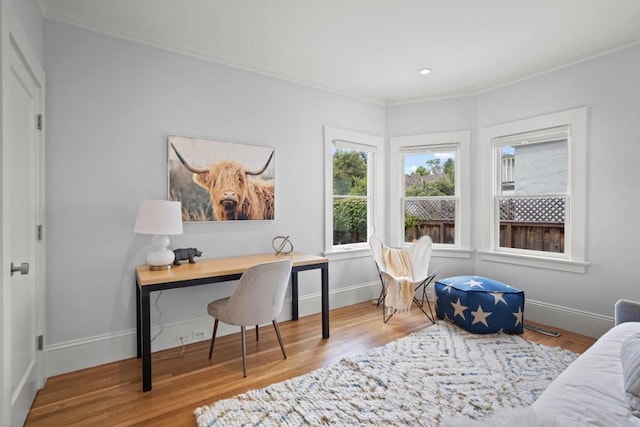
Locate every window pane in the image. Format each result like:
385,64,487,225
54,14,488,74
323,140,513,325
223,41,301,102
333,148,368,196
332,146,369,246
498,139,568,253
500,140,567,196
499,196,565,253
403,152,456,197
333,197,367,245
403,150,457,244
404,198,456,244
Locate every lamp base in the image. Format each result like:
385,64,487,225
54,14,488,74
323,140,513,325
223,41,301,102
149,264,173,271
146,235,176,271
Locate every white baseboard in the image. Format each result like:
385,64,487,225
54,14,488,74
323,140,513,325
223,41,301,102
46,286,608,377
45,281,381,377
524,299,614,338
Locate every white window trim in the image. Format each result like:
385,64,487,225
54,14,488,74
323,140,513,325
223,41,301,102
389,131,471,258
479,107,588,273
323,126,384,257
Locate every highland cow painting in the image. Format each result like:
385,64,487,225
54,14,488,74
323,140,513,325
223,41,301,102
168,135,275,222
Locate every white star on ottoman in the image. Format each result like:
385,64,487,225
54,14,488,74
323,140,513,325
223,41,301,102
490,292,507,305
465,279,484,288
451,298,468,320
513,306,524,326
471,305,492,326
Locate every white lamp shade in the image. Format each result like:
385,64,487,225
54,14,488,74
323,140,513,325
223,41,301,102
134,200,183,235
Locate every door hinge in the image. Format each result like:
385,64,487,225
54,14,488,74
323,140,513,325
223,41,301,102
37,224,43,241
37,335,44,351
36,114,43,130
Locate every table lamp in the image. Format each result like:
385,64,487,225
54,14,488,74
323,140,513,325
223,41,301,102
134,199,183,270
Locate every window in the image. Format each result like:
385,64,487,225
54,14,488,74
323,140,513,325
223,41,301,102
480,107,587,272
332,146,369,245
496,128,568,253
324,126,383,255
390,131,470,257
402,148,457,244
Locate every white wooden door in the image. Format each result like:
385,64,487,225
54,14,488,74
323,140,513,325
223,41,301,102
7,44,39,426
1,3,46,425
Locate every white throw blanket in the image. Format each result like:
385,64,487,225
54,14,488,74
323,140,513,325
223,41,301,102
382,246,414,314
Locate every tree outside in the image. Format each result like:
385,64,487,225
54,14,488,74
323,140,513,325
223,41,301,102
333,149,367,245
405,157,455,197
404,155,456,243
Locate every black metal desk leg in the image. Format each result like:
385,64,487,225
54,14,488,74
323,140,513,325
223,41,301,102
291,271,299,321
141,289,152,391
321,264,329,338
136,281,141,358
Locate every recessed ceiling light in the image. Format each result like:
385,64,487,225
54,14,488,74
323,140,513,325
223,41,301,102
419,68,431,75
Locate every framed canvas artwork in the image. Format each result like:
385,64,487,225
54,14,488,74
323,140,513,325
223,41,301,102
168,135,275,222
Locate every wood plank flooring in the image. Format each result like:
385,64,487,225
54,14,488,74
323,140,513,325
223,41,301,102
26,301,596,426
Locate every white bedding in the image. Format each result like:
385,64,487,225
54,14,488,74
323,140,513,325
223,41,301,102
532,321,640,426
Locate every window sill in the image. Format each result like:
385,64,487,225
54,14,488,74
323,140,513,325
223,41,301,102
323,247,372,261
432,248,473,259
323,246,473,261
479,251,588,273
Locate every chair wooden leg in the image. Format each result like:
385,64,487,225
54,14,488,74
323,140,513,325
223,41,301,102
255,325,259,341
241,326,247,377
208,319,219,359
272,320,287,360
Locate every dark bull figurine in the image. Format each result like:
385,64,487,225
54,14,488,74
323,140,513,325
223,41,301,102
173,248,203,265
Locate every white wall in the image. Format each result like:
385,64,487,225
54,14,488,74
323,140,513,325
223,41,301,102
388,43,640,337
43,20,385,374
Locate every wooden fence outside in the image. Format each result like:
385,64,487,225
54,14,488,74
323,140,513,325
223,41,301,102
405,221,455,244
500,221,564,253
405,220,565,253
403,196,565,252
499,195,565,253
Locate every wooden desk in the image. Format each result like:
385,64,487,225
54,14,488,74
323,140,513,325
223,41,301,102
135,252,329,392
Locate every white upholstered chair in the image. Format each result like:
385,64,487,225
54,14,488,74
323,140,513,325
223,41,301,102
369,235,439,323
207,259,293,377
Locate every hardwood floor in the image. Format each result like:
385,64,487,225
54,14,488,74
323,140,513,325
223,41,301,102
26,301,596,426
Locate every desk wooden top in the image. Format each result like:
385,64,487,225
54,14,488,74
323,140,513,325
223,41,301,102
136,252,328,286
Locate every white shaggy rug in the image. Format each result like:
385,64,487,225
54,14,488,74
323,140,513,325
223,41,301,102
194,322,578,426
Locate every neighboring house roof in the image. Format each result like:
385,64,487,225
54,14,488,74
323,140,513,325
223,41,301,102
404,173,445,187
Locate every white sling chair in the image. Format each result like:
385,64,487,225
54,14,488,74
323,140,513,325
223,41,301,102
369,235,439,323
207,259,292,377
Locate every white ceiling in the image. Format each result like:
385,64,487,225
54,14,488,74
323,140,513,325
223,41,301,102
39,0,640,104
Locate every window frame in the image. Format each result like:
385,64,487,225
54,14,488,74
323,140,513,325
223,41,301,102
389,131,471,258
479,107,588,273
324,126,384,257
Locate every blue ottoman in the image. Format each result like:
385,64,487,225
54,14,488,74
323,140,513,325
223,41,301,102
435,276,524,334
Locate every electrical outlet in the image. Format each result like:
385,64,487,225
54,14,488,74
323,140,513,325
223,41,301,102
193,329,207,340
177,333,191,344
